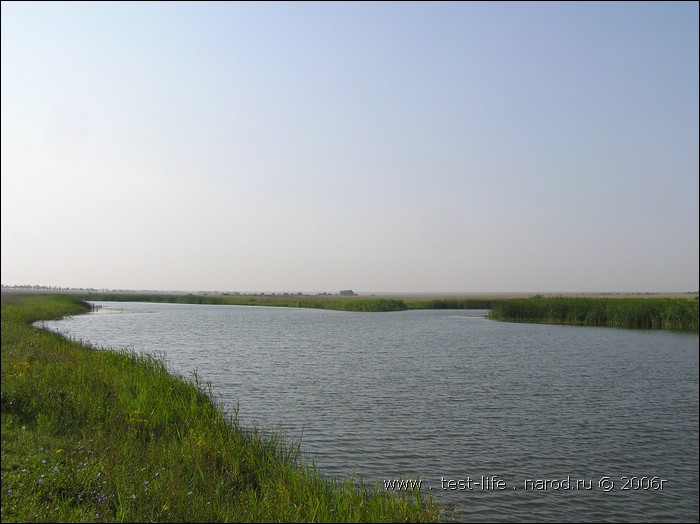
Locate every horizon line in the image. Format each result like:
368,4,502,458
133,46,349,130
2,284,698,297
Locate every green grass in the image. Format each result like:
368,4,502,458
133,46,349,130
1,294,439,523
488,296,699,332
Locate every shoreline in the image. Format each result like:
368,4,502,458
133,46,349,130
62,291,700,332
1,294,439,523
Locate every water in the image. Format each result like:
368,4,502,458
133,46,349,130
40,302,699,522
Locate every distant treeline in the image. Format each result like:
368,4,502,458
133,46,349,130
488,296,698,332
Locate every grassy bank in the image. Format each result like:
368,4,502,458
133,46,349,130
488,296,699,332
1,294,439,523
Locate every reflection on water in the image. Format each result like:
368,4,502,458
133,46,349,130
41,302,699,522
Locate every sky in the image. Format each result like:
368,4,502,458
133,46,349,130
1,1,698,294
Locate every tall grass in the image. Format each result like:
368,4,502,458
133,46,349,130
404,298,499,310
1,294,439,522
489,296,699,331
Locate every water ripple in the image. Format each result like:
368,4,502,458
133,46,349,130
41,303,699,522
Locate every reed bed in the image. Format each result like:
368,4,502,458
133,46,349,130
404,298,500,310
488,296,698,331
1,294,439,523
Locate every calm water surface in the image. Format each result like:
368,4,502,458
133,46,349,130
41,302,699,522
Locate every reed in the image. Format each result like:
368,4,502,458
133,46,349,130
1,294,439,523
404,298,499,310
488,296,698,332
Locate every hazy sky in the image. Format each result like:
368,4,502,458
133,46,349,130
2,2,698,293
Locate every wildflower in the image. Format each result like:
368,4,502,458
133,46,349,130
53,466,59,472
41,459,47,464
21,469,26,473
6,489,12,494
130,494,136,500
96,472,102,478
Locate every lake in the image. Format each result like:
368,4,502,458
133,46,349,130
40,301,699,522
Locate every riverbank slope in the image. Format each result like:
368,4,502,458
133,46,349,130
1,294,438,523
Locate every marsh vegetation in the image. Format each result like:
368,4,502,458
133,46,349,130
488,296,698,331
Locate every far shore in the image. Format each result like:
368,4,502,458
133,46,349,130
6,289,693,332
